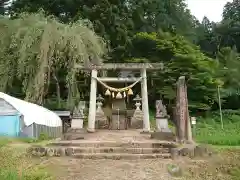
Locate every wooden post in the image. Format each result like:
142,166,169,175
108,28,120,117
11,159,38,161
141,68,150,132
87,69,98,132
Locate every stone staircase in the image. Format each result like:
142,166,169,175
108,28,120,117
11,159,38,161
28,130,183,160
43,140,177,160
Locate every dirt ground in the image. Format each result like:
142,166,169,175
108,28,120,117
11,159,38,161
9,130,239,180
38,149,239,180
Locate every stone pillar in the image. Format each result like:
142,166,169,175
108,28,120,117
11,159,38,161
87,69,98,132
141,68,150,132
176,76,193,143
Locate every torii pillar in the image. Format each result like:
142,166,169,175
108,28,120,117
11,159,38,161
87,68,98,132
141,68,150,132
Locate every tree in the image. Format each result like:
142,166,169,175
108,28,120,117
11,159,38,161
129,31,220,111
0,0,9,15
194,17,218,58
216,46,240,109
10,0,198,61
223,0,240,21
0,12,106,108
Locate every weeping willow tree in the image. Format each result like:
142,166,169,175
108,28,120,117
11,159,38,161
0,12,106,108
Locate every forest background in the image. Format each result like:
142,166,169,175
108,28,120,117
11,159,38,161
1,0,240,123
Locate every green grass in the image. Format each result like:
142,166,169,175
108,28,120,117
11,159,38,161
0,137,53,180
195,121,240,146
194,113,240,146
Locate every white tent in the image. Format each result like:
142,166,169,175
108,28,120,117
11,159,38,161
0,92,62,138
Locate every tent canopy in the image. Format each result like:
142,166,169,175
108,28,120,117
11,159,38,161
0,92,62,127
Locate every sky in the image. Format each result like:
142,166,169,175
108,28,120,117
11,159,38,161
186,0,233,22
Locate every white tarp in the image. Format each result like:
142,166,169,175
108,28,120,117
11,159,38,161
0,92,62,127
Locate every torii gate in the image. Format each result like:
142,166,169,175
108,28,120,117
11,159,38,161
75,63,163,133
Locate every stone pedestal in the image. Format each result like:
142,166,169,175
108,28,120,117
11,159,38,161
63,128,86,140
156,117,171,132
71,118,84,129
151,100,174,140
152,117,173,140
64,102,86,140
95,101,108,129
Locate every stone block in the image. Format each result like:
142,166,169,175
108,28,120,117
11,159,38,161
130,120,143,129
71,118,83,129
95,119,109,129
46,148,55,157
131,109,143,129
63,128,85,140
150,131,175,141
170,148,179,160
156,117,171,132
111,115,126,130
65,148,74,156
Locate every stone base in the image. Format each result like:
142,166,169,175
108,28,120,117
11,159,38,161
110,115,126,130
130,120,143,129
95,120,109,129
87,128,95,133
140,131,152,134
71,118,84,129
150,131,175,141
131,109,143,129
63,128,86,140
156,117,170,131
95,110,108,129
170,144,214,159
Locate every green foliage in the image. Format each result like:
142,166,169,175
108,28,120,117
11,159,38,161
0,0,9,15
38,133,49,141
195,111,240,146
0,12,105,108
10,0,198,61
130,31,220,111
3,0,240,114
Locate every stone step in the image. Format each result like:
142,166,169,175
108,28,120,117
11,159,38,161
72,147,170,154
73,153,171,160
48,141,177,148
